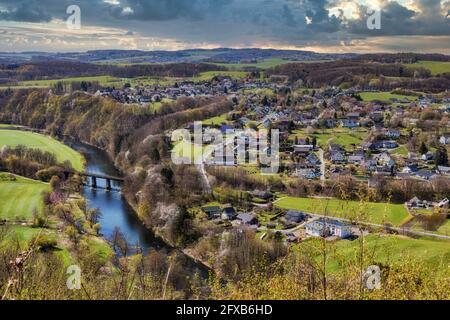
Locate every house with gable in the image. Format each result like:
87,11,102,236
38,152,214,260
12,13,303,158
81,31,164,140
305,218,352,239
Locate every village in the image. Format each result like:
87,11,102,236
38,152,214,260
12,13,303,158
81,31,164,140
162,75,450,245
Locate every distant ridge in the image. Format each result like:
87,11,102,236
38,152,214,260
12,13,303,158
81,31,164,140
0,48,357,65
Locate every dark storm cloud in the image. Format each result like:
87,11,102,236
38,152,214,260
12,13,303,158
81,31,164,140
0,1,52,22
349,0,449,36
0,0,448,50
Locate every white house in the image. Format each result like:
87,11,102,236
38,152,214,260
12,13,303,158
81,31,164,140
440,136,450,145
305,218,352,239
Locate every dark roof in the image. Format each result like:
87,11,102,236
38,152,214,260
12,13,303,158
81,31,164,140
223,207,236,215
237,213,258,224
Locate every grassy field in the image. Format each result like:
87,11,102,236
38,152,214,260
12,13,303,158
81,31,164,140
212,59,296,70
437,220,450,236
190,71,248,82
297,234,450,272
2,72,249,88
0,129,84,171
213,59,331,70
202,113,230,126
1,75,182,88
3,75,122,88
359,92,416,102
275,197,410,226
172,140,211,164
391,145,409,156
0,175,50,220
0,225,74,265
404,61,450,76
0,226,44,246
290,128,369,150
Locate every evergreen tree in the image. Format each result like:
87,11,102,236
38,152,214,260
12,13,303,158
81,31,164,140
419,142,428,155
435,146,449,166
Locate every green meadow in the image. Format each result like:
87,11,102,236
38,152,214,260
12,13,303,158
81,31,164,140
0,129,84,171
274,196,411,226
297,234,450,272
190,71,248,81
290,128,369,150
213,59,330,70
202,113,230,126
5,75,122,88
405,60,450,76
0,175,50,220
359,92,416,102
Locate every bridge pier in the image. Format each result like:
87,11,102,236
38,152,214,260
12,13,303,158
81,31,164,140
106,179,112,191
91,176,97,188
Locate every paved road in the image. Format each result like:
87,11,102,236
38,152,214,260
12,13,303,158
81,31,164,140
197,135,236,194
318,148,325,182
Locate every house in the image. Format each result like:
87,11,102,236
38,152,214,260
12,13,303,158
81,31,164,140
421,152,435,161
221,206,237,220
305,218,352,239
375,152,395,168
437,166,450,175
415,169,437,180
402,165,419,174
295,168,320,180
440,136,450,145
362,159,377,171
381,141,398,149
236,213,259,226
285,233,298,243
330,151,346,164
294,145,314,154
348,154,365,165
383,129,401,139
438,198,449,208
306,153,321,166
369,141,398,150
202,206,222,219
341,119,359,129
329,143,344,153
285,210,308,223
406,197,431,209
347,112,360,120
251,190,273,201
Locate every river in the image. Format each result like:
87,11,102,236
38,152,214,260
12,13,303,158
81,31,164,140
73,142,167,252
72,142,209,278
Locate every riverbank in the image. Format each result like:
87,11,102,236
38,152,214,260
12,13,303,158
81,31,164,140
123,193,214,272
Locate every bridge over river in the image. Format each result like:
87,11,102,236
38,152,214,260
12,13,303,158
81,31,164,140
64,170,124,190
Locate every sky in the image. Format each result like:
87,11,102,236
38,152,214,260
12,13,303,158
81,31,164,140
0,0,448,53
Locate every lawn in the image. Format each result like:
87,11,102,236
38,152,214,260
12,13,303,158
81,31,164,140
437,220,450,236
0,226,44,246
290,128,369,150
0,129,85,171
0,175,50,220
171,140,211,164
359,92,416,102
404,61,450,76
202,113,230,126
0,226,74,265
297,234,450,272
391,145,409,156
274,197,411,226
